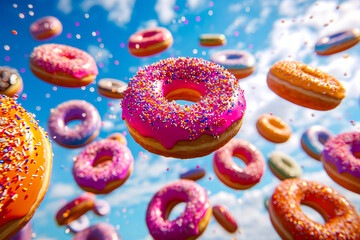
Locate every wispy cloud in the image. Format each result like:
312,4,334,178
155,0,176,25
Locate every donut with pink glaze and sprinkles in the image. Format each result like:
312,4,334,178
29,43,98,87
121,57,246,159
30,16,63,41
146,179,212,240
72,139,134,194
321,131,360,194
48,100,101,148
213,139,265,190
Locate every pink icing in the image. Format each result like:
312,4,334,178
72,139,134,191
30,43,98,79
213,139,265,186
128,27,173,49
73,223,121,240
121,57,246,149
322,131,360,178
146,179,210,240
30,16,62,40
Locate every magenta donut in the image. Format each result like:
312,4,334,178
73,223,121,240
146,179,212,240
321,131,360,194
30,16,63,40
213,138,265,190
73,139,134,194
48,100,101,148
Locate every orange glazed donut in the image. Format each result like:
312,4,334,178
268,179,360,240
0,95,53,240
256,114,291,143
267,60,346,111
128,27,173,57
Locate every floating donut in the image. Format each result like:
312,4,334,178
128,27,173,57
30,16,63,41
315,29,360,56
301,125,332,161
267,60,346,111
213,139,265,190
55,192,95,226
210,50,255,79
268,179,360,239
146,179,212,240
29,43,98,88
179,167,206,181
48,100,101,148
10,222,32,240
321,132,360,194
0,95,53,240
93,199,111,216
268,151,302,180
97,78,127,99
122,57,246,159
106,132,127,145
199,34,226,47
67,214,90,234
0,66,23,97
73,223,121,240
73,139,134,194
212,205,238,233
256,114,291,143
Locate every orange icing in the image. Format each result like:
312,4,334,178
0,95,51,226
270,60,345,99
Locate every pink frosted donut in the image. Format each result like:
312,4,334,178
321,131,360,194
122,57,246,159
73,139,134,194
48,100,101,148
73,223,121,240
146,179,212,240
213,139,265,190
212,205,238,233
55,193,95,226
128,27,173,57
30,16,63,40
29,43,98,87
180,167,206,181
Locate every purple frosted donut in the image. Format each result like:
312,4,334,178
48,100,101,148
301,125,332,160
73,223,121,240
93,199,111,216
315,29,360,55
67,215,90,233
179,167,206,181
73,139,134,194
146,179,212,240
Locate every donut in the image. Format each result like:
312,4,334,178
97,78,127,99
30,16,63,41
73,223,121,240
67,215,90,234
210,50,255,79
146,179,212,240
29,43,98,88
0,66,23,97
55,192,95,226
213,139,265,190
128,27,173,57
321,131,360,194
212,205,238,233
267,60,346,111
256,114,291,143
48,100,101,148
93,199,111,216
301,125,332,161
73,139,134,194
10,222,32,240
199,34,226,47
268,179,360,240
106,132,127,145
315,29,360,56
179,167,206,181
268,151,302,180
122,57,246,159
0,95,52,240
264,196,270,209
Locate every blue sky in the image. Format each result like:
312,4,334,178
1,0,360,239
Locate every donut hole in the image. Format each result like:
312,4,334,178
226,54,241,60
268,118,284,129
165,88,202,106
65,119,83,130
300,204,326,225
232,153,248,168
92,155,113,167
351,143,360,159
165,201,187,221
318,132,329,145
142,31,158,38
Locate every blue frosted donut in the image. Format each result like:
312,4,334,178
315,29,360,55
301,125,332,160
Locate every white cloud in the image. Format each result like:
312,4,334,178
279,0,298,17
155,0,176,25
186,0,206,10
57,0,72,14
87,45,111,63
137,19,159,31
49,183,77,198
225,16,247,35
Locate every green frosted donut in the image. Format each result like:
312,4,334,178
268,151,302,180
